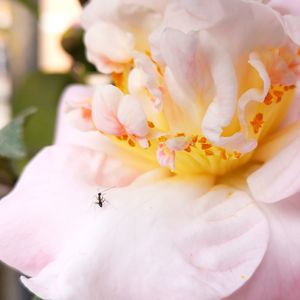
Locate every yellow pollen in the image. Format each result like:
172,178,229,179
191,136,198,145
184,146,192,153
119,135,128,141
205,149,214,156
199,137,207,143
233,151,242,159
176,132,186,137
219,149,228,160
128,139,135,147
250,113,264,134
147,121,155,128
264,93,273,105
158,136,167,142
201,143,212,150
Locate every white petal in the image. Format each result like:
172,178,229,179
21,182,268,300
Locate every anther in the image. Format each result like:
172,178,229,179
128,139,136,147
250,113,264,134
147,121,155,128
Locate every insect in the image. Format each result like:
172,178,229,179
95,187,114,208
96,192,105,207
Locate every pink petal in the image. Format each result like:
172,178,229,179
248,135,300,203
84,21,134,73
226,193,300,300
61,84,94,132
21,184,268,300
0,145,141,276
283,15,300,45
81,0,167,30
128,52,163,111
117,95,149,137
55,85,93,140
199,30,238,140
268,0,300,15
254,119,300,162
55,85,118,154
92,85,125,136
156,142,176,171
160,29,205,111
151,0,286,62
281,81,300,127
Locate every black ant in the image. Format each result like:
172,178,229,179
96,192,105,207
95,187,114,207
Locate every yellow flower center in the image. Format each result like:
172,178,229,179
96,51,297,176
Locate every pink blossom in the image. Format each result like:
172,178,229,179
1,1,300,299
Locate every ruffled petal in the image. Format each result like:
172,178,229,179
248,134,300,203
151,0,287,62
92,84,125,136
81,0,167,30
226,193,300,300
280,81,300,127
283,15,300,45
21,183,268,300
117,95,149,137
84,21,134,73
0,145,141,276
268,0,300,15
55,85,116,154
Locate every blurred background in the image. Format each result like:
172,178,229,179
0,0,99,299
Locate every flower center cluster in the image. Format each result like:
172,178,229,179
97,62,296,175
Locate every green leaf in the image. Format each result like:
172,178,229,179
32,296,42,300
12,71,75,158
0,107,36,160
0,158,16,186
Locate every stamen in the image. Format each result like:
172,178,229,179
233,151,241,159
147,121,155,128
81,108,91,119
201,143,212,150
264,93,273,105
158,136,167,142
199,137,207,143
184,146,192,153
176,133,186,137
219,149,228,160
205,149,214,156
250,113,264,134
191,136,198,145
128,139,136,147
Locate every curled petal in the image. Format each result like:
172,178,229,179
84,22,134,73
156,142,176,171
151,0,287,62
268,0,300,15
117,95,149,137
283,15,300,45
129,52,163,111
62,84,94,132
248,135,300,203
227,193,300,300
55,85,118,154
166,136,190,151
92,85,125,136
